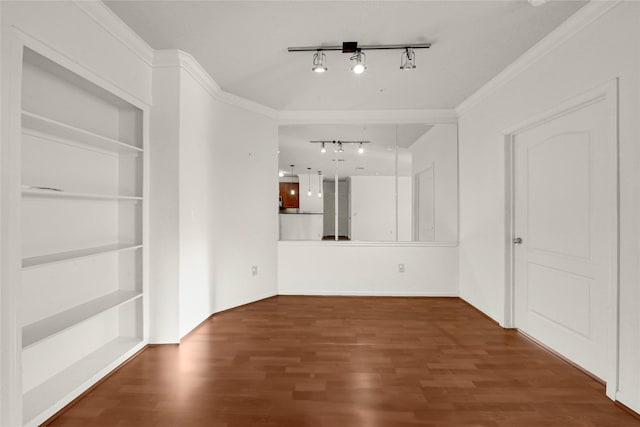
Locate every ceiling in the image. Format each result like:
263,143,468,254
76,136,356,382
278,123,437,179
105,0,587,111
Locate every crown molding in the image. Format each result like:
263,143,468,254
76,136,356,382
455,0,622,117
72,0,153,66
153,50,279,120
276,109,458,125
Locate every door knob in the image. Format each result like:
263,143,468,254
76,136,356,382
513,237,523,244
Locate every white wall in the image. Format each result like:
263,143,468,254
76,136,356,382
350,176,411,241
206,84,279,315
149,65,180,343
457,2,640,412
409,124,458,241
151,51,279,341
278,242,458,296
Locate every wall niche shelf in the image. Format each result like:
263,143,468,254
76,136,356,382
22,111,143,155
22,290,142,349
19,47,147,427
22,243,142,269
22,187,143,201
23,336,143,425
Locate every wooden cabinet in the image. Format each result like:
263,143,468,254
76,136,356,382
279,182,299,208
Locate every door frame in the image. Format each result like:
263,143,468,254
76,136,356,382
502,79,619,399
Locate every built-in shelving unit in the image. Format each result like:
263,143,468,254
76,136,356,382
19,48,146,426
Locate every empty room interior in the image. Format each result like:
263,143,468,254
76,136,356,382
2,0,640,425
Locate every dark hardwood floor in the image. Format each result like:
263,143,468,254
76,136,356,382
48,296,640,426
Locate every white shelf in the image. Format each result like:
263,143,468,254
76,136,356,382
23,243,142,269
23,337,143,427
22,111,143,154
22,186,142,201
22,290,142,348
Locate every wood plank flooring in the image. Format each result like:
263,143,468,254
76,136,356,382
48,296,640,426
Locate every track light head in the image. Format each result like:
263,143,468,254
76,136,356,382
358,142,364,154
336,141,344,153
320,142,326,153
400,48,416,70
312,51,327,73
351,51,366,75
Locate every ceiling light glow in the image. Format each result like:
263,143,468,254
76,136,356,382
351,51,366,75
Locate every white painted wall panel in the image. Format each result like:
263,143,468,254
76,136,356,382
278,242,458,296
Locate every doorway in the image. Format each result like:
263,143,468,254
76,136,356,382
505,81,619,398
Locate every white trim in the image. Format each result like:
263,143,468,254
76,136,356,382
456,0,622,117
72,0,153,66
153,50,279,119
278,291,457,297
0,27,24,427
503,79,619,400
277,240,457,248
277,109,458,125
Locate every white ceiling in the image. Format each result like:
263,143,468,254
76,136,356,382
105,0,586,111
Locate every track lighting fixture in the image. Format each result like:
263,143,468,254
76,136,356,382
350,50,366,75
311,140,371,153
290,165,296,195
312,50,327,73
400,48,416,70
289,41,430,74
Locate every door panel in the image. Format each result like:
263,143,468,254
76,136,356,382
527,132,591,258
416,166,435,241
514,99,614,381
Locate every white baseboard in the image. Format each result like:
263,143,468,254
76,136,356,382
277,290,458,297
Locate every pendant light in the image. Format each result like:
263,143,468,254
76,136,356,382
318,171,322,198
290,165,296,195
307,167,312,196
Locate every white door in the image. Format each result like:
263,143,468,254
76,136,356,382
415,165,435,241
513,98,616,381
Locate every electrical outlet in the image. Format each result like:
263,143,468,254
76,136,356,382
251,265,258,276
399,263,405,273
